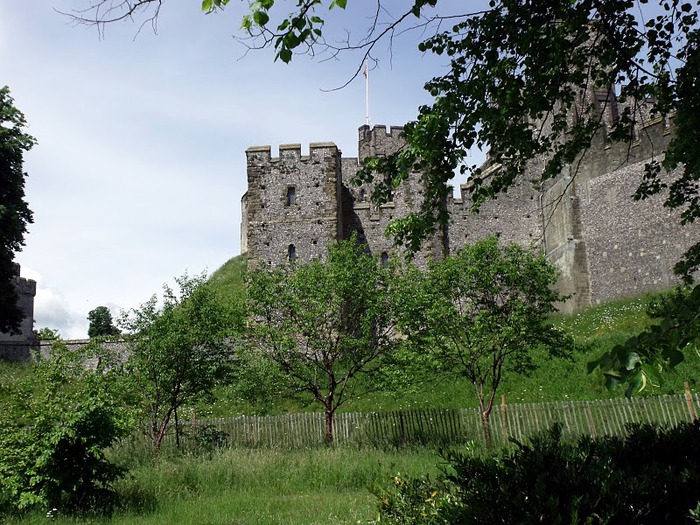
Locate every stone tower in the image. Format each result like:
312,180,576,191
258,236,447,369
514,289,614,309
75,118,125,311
242,142,343,268
0,263,37,361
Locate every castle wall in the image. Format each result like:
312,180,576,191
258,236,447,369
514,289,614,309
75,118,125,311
447,161,545,255
241,120,695,312
36,339,129,368
576,161,696,305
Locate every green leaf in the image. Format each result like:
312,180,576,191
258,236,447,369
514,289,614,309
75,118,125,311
662,347,685,368
278,48,293,63
253,10,270,26
201,0,213,13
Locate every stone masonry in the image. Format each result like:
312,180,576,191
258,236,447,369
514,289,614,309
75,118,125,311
241,111,699,313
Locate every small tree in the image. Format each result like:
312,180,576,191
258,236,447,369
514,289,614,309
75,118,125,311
396,237,571,450
119,273,242,452
87,306,120,338
246,238,399,445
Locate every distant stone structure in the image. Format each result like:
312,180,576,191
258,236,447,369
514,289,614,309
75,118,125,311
35,339,129,369
0,263,37,361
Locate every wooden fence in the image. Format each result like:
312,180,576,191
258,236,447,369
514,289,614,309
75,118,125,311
154,393,700,451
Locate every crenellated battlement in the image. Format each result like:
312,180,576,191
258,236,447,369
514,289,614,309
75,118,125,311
358,124,405,162
246,142,339,165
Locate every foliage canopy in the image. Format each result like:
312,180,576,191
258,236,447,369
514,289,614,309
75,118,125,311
378,421,700,524
0,86,34,334
0,341,132,514
87,306,120,338
120,273,243,452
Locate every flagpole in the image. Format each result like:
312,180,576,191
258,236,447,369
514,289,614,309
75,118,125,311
364,59,370,126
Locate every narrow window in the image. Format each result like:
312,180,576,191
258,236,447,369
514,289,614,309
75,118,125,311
358,188,366,202
380,252,389,268
288,244,297,262
286,186,296,206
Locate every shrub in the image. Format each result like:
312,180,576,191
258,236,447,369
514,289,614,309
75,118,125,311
377,421,700,524
0,341,133,515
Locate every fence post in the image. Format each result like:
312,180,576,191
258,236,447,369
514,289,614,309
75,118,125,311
501,394,509,442
585,402,596,439
685,382,697,422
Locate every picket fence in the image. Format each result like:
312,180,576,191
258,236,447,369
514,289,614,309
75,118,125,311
151,392,700,450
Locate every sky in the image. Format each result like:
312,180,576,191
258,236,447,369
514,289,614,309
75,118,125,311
2,1,474,338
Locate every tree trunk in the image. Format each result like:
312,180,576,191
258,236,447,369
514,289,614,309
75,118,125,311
324,403,334,446
174,406,180,448
481,410,493,452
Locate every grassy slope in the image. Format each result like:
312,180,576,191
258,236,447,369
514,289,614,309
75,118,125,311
208,253,247,300
206,256,699,416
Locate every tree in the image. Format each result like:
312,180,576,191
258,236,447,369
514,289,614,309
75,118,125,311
246,238,400,445
35,327,60,341
0,340,132,513
87,306,120,338
396,237,571,450
119,273,242,452
0,86,35,334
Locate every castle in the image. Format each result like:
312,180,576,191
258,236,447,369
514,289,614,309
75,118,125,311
241,108,699,313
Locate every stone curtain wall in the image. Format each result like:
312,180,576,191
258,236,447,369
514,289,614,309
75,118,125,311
241,118,697,311
446,161,545,254
577,161,697,305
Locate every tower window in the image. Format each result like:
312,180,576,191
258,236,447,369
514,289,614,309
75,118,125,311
288,244,297,262
286,186,296,206
380,252,389,268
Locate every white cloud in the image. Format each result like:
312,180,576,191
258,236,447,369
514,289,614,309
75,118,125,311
21,267,86,339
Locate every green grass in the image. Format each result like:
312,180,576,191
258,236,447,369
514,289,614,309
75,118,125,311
208,254,247,299
4,447,443,525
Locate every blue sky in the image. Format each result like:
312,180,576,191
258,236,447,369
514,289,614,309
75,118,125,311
2,1,472,337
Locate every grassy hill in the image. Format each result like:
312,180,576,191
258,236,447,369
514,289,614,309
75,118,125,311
208,253,247,299
203,257,700,417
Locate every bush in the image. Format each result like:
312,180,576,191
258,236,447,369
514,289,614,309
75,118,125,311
377,422,700,524
0,341,134,516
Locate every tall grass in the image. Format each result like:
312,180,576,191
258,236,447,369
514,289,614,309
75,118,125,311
4,446,444,525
